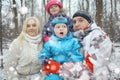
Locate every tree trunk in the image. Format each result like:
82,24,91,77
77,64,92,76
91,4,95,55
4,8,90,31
86,0,89,11
43,0,47,22
12,0,18,35
95,0,103,27
109,0,115,41
69,0,71,16
114,0,118,20
31,0,34,16
0,0,3,68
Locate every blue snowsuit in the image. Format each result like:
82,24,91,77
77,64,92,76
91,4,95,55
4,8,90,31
38,32,84,80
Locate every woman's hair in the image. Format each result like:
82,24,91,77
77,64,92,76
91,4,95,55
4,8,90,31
17,17,42,43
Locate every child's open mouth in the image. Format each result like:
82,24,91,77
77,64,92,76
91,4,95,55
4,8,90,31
60,32,64,36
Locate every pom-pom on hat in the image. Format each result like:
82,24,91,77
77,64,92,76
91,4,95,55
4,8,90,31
46,0,63,14
72,11,93,23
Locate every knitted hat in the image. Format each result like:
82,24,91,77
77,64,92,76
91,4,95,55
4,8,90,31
51,16,68,26
46,0,63,14
51,17,69,34
72,11,92,23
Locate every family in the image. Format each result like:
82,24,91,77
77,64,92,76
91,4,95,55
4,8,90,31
4,0,113,80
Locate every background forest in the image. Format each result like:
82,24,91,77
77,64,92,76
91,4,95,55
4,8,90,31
0,0,120,79
1,0,120,41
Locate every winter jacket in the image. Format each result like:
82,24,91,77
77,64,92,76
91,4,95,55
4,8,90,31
39,32,84,80
4,33,44,80
42,14,73,42
73,23,113,77
39,32,84,64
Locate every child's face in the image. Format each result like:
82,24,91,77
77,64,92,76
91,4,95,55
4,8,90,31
73,16,89,31
54,23,68,38
49,5,60,15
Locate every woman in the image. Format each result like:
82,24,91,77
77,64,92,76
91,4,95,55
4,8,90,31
4,17,44,80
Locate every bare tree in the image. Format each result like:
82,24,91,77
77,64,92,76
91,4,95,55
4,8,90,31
109,0,115,41
114,0,118,20
86,0,89,11
43,0,47,22
82,0,85,10
12,0,18,35
31,0,34,16
0,0,3,68
95,0,103,27
69,0,71,16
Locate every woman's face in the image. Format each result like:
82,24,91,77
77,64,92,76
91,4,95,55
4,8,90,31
73,16,89,31
54,23,68,38
49,4,60,15
26,19,38,36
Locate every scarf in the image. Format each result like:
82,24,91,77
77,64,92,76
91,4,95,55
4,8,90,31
23,32,42,44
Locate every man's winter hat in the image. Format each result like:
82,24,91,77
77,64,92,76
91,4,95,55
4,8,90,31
72,11,92,23
51,16,68,26
46,0,63,14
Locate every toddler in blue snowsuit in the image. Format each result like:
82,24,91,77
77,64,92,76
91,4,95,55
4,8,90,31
38,16,84,80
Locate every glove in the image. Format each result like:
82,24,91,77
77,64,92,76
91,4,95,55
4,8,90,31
42,59,61,75
85,54,94,72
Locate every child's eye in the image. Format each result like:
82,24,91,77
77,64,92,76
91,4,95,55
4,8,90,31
62,25,67,28
56,26,60,28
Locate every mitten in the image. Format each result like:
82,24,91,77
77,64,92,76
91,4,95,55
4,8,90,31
42,59,61,75
85,54,94,72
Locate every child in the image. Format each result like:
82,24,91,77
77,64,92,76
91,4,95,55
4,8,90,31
38,16,84,80
42,0,73,42
72,10,113,79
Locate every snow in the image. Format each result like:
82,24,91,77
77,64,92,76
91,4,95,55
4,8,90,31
0,40,120,80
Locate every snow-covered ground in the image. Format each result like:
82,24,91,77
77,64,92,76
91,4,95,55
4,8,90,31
0,41,120,80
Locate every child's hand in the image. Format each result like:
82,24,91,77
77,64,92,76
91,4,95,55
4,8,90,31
42,59,61,75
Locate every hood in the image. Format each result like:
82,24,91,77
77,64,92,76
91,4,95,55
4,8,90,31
89,22,100,31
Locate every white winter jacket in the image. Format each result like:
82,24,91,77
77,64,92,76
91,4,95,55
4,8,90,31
4,33,44,80
74,23,113,75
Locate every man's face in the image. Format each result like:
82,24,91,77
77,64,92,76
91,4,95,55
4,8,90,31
54,23,68,38
73,16,89,31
